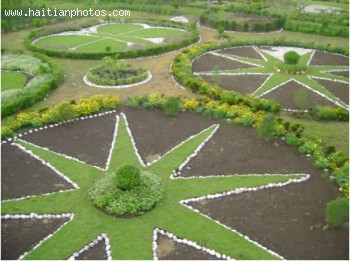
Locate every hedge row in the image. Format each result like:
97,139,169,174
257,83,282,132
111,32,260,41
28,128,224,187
25,19,199,60
199,10,285,32
171,40,348,120
293,106,349,121
1,95,121,139
1,53,62,117
284,20,348,38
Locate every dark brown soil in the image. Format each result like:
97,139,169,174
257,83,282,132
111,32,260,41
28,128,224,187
179,123,323,176
156,234,222,260
312,77,349,105
309,51,349,66
22,112,118,168
329,70,349,78
216,46,263,60
76,240,108,260
2,108,348,260
201,74,269,95
1,217,69,260
262,80,336,110
1,143,75,200
192,53,256,73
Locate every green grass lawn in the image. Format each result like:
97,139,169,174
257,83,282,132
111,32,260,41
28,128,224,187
34,23,190,53
1,71,28,92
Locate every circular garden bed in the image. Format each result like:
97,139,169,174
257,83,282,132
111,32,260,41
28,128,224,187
27,22,198,59
192,45,349,111
1,108,348,260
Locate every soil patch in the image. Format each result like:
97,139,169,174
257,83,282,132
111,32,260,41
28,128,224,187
192,53,256,73
262,80,336,110
216,46,263,60
22,112,118,168
201,74,269,95
156,234,221,260
76,240,108,260
187,175,348,260
329,70,349,78
123,108,213,164
1,143,75,200
309,51,349,66
311,77,349,105
1,217,70,260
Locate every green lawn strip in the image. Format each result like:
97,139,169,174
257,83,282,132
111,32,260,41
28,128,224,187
1,71,27,92
35,35,100,49
118,35,155,46
108,115,143,171
253,74,291,96
127,28,189,38
75,37,127,52
97,23,144,35
308,65,349,82
283,115,349,157
299,51,314,64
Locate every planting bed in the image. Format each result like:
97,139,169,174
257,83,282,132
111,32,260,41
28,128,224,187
1,108,347,260
193,46,349,110
33,23,190,53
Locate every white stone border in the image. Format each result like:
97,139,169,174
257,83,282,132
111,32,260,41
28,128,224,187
68,233,112,260
1,213,74,260
152,227,233,260
180,174,311,260
83,71,152,89
171,124,220,177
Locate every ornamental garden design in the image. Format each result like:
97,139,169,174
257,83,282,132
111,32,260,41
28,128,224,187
1,1,349,260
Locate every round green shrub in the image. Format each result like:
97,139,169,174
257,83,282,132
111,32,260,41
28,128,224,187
326,197,349,228
89,170,163,216
283,51,300,65
163,96,182,117
116,164,141,191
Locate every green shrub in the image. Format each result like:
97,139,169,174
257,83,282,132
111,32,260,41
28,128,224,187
56,103,78,121
257,113,275,141
284,51,300,65
284,133,302,147
116,164,141,191
89,171,163,216
326,197,349,228
163,96,182,117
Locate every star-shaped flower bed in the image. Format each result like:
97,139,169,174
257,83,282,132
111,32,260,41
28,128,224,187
193,46,349,110
1,111,309,260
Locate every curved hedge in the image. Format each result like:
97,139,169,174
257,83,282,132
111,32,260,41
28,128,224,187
25,20,199,60
171,39,348,120
1,53,62,117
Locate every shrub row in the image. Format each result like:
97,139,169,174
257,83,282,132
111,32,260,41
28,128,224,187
1,53,62,117
199,10,285,32
1,95,121,139
284,20,348,37
293,106,349,122
25,19,199,60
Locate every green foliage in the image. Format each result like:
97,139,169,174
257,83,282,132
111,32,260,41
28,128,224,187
283,51,300,65
326,197,349,228
116,164,141,191
163,96,182,117
89,171,163,216
257,113,275,141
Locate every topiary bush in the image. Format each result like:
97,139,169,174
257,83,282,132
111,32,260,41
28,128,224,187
326,197,349,228
116,164,141,191
284,51,300,65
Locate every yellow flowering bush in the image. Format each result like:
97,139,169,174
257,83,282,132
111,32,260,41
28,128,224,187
16,111,40,127
73,99,101,116
148,93,164,108
182,98,200,111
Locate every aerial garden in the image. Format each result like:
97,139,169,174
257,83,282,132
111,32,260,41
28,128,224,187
1,0,349,260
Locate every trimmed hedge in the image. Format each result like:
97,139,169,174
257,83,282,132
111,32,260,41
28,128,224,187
25,19,199,60
1,52,62,117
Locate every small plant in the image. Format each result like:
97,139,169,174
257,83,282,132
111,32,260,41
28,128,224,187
116,164,141,191
284,51,300,65
163,96,182,117
257,113,275,141
326,197,349,228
